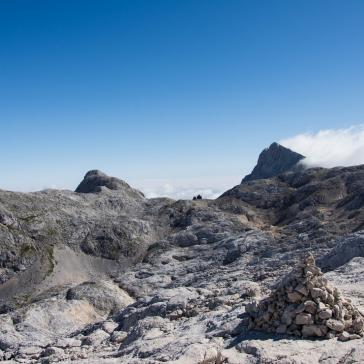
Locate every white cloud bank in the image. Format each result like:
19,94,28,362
280,125,364,168
143,183,222,200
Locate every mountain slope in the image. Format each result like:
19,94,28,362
0,148,363,363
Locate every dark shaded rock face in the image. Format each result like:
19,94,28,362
75,170,144,197
242,142,305,182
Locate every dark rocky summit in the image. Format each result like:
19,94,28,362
75,169,144,198
242,142,305,182
0,144,363,363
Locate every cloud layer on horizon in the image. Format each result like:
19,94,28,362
142,183,222,200
280,125,364,168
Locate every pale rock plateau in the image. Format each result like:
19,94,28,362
0,143,363,363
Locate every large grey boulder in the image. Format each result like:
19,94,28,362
318,232,364,271
66,281,134,315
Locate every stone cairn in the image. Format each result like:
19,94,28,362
247,254,364,341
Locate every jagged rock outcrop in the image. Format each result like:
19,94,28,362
242,142,305,182
247,254,364,340
75,170,144,198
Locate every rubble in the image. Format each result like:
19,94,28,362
248,254,364,339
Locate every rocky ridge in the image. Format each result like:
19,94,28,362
0,143,363,363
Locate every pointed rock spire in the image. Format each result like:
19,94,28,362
242,142,305,182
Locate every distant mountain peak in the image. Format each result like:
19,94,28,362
242,142,305,182
75,169,144,197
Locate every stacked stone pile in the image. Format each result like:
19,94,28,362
247,254,364,340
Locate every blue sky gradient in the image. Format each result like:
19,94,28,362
1,1,364,196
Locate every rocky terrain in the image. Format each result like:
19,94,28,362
0,143,363,363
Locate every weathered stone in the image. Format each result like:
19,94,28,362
82,329,109,346
281,305,296,326
301,325,326,337
333,304,342,319
310,287,324,299
287,291,303,303
101,321,119,334
305,265,321,276
304,301,317,314
41,347,64,358
295,284,308,296
338,331,351,341
110,331,128,344
326,319,345,332
54,338,82,348
295,313,313,325
339,331,361,342
327,294,335,305
351,317,364,333
318,309,332,320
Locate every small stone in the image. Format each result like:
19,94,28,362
351,317,364,333
295,303,306,314
327,294,335,305
101,321,119,334
305,266,321,276
54,338,82,348
310,287,324,299
318,309,332,320
110,331,128,343
82,329,109,346
348,334,362,340
344,319,353,330
305,254,315,265
304,301,317,314
326,319,345,332
302,324,326,337
333,305,342,319
333,288,342,299
338,331,350,342
41,347,64,358
18,346,42,359
281,305,296,325
295,313,313,325
287,291,303,303
295,284,308,296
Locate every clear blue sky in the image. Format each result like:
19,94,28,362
1,1,364,196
